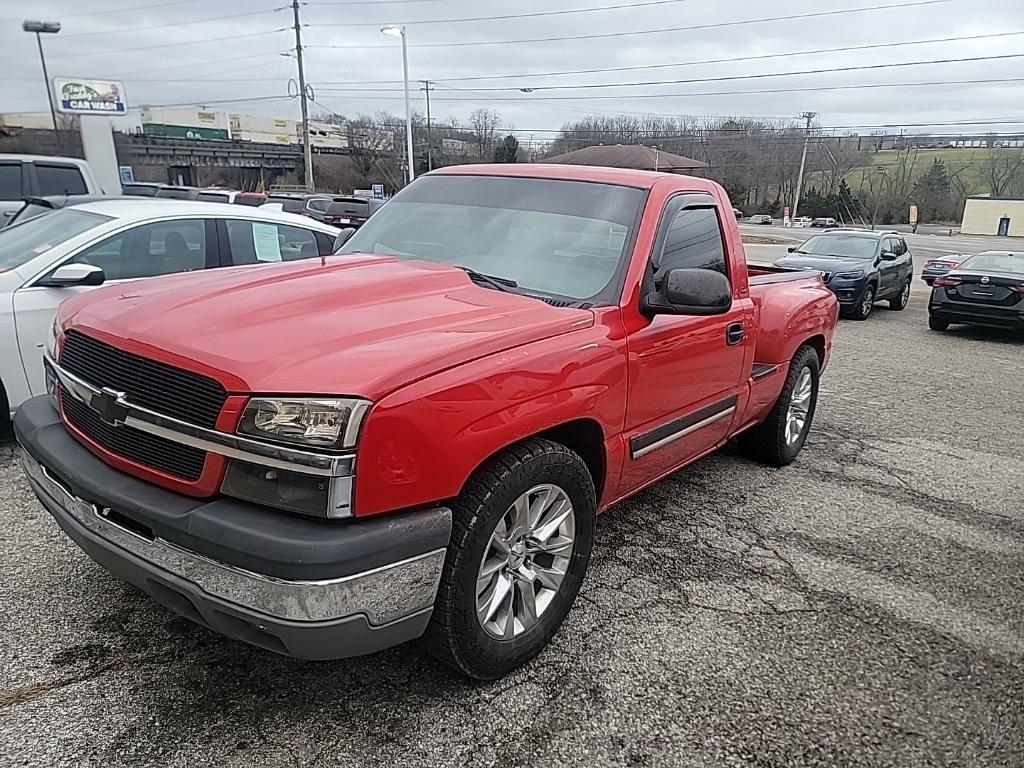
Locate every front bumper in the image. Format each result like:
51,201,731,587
826,279,870,308
15,396,452,660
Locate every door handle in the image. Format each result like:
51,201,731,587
726,322,745,346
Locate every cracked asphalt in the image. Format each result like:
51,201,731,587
1,272,1022,767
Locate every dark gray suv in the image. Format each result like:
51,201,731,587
773,230,914,320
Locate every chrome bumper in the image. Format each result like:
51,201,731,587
22,451,445,625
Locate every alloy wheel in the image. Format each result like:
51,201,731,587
475,484,576,640
785,367,813,446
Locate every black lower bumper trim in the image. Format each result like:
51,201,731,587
14,396,452,582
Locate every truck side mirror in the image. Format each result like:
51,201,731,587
642,268,732,317
332,228,357,253
41,263,106,287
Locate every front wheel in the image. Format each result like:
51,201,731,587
738,345,820,467
929,315,949,331
422,438,596,679
850,284,876,320
889,279,911,311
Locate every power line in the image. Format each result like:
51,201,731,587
312,0,949,49
43,28,288,59
309,52,1024,94
312,0,700,27
0,0,204,22
307,30,1024,85
52,7,286,38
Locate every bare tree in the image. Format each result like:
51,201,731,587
980,149,1024,197
469,108,501,160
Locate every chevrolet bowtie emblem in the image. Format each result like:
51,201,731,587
89,387,129,426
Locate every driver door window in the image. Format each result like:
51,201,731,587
653,205,729,285
65,219,209,280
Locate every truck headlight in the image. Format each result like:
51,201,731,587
237,397,370,450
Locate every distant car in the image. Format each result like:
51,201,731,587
195,188,242,204
791,216,813,228
155,185,201,200
234,192,268,207
748,214,773,225
322,197,384,228
928,251,1024,332
921,254,972,285
263,193,336,221
732,207,743,220
0,200,339,431
0,154,104,227
773,230,913,320
6,195,127,226
122,182,163,197
811,217,837,228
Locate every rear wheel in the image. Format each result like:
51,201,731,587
738,345,820,467
928,315,949,331
889,279,911,311
423,438,595,679
850,284,876,320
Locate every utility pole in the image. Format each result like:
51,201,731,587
791,111,816,222
291,0,314,191
421,80,433,171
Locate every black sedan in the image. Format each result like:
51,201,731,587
928,251,1024,332
921,253,972,286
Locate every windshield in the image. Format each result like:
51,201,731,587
196,191,231,203
0,208,111,270
796,234,877,259
339,175,645,303
123,184,159,197
960,251,1024,275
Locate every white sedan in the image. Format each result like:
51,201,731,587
0,199,339,430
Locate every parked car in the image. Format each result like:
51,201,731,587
262,193,336,220
194,188,242,204
791,216,813,228
154,185,201,200
0,154,104,227
0,200,339,430
14,165,838,679
748,214,773,225
321,196,381,228
773,230,913,320
811,217,837,228
6,195,129,226
234,191,268,207
121,182,163,197
732,207,743,220
922,253,972,285
928,251,1024,332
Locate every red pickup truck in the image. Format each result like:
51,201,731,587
16,165,838,679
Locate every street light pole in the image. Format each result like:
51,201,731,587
421,80,433,171
382,25,414,184
23,20,61,152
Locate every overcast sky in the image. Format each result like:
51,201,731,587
1,0,1023,144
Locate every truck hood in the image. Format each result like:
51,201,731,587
59,255,594,399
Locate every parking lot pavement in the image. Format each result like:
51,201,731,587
1,297,1022,768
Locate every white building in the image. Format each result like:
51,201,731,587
961,196,1024,237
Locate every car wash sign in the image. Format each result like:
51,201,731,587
54,78,127,115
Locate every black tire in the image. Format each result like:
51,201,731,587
929,315,949,331
0,381,10,443
422,438,596,680
889,279,911,311
738,345,820,467
850,284,876,320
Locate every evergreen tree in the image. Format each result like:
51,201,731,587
494,135,520,163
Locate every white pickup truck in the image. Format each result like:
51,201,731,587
0,155,105,227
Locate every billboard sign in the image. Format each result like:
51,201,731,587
54,78,127,115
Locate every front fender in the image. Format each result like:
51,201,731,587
353,326,627,517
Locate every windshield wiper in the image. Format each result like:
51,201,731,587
454,265,518,292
